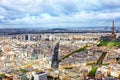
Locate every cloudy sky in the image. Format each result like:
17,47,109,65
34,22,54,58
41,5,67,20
0,0,120,29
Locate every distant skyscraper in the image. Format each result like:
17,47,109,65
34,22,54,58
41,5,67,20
25,35,28,40
51,41,60,69
110,21,116,41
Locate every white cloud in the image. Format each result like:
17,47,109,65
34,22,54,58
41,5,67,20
100,0,120,8
0,0,120,28
5,11,120,26
0,15,5,19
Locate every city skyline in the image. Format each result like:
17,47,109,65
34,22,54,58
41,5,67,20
0,0,120,29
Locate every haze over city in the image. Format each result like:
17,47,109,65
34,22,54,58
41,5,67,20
0,0,120,29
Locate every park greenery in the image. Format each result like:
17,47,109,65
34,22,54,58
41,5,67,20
58,46,87,62
0,74,6,78
97,40,120,47
88,66,98,77
16,68,27,73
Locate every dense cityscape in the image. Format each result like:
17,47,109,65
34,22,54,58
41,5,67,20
0,0,120,80
0,21,119,80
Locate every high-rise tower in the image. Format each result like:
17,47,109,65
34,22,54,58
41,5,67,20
110,21,116,41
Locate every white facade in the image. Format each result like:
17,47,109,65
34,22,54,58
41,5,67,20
33,72,47,80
